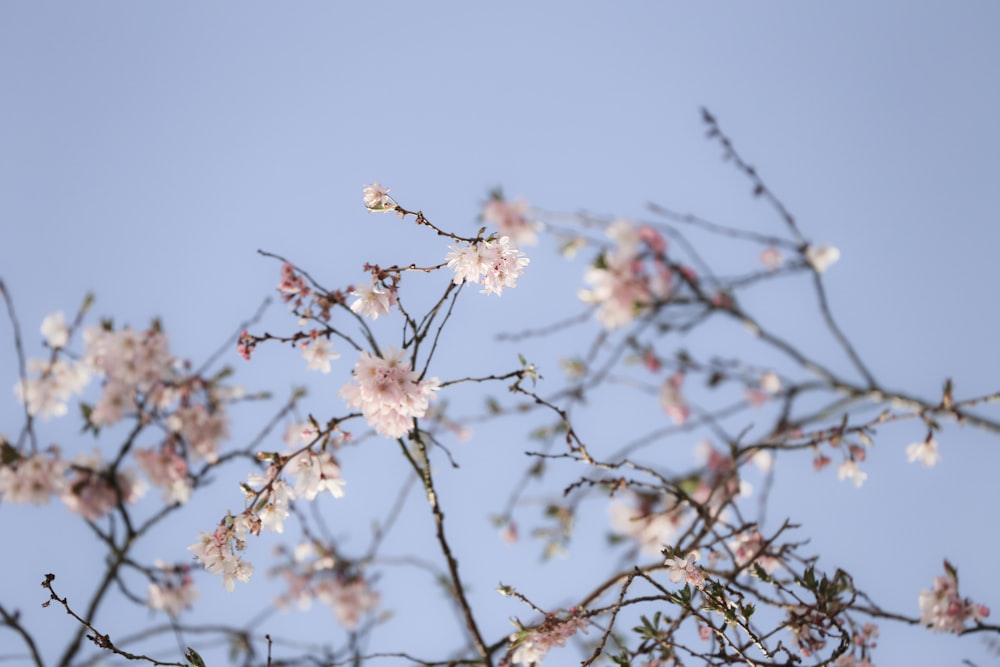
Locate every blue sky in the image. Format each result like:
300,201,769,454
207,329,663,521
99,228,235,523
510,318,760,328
2,3,1000,666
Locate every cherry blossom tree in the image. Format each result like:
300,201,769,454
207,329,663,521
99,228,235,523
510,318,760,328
1,111,997,667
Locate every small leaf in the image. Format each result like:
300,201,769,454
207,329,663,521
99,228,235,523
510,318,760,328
185,647,206,667
1,440,20,465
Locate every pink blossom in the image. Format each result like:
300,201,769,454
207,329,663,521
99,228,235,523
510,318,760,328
283,421,315,447
637,225,667,254
760,247,783,270
919,569,989,633
79,324,176,426
664,552,706,590
730,529,779,575
83,325,173,395
290,450,346,500
659,373,689,425
837,459,867,488
692,442,745,506
642,349,661,373
339,347,440,438
906,437,941,468
14,358,90,419
760,371,782,394
167,404,228,463
805,244,840,273
41,311,70,348
745,388,768,408
748,449,773,473
579,219,674,329
147,563,198,617
0,449,67,504
272,545,379,629
134,444,192,504
257,478,294,533
483,197,540,247
349,276,398,319
188,513,255,592
578,260,649,329
299,335,339,373
500,521,519,545
315,577,380,629
237,329,254,360
446,236,529,296
61,451,146,520
362,182,396,212
509,614,588,666
609,494,685,557
277,262,310,302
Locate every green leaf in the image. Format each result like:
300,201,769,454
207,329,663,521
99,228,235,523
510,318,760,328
185,647,206,667
610,650,631,666
752,562,772,583
1,440,20,465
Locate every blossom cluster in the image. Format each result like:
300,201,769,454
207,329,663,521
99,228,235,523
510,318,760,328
918,568,990,633
664,551,707,590
0,448,67,505
579,220,674,329
187,513,255,592
609,492,687,557
61,450,147,520
446,235,530,296
0,437,186,521
508,612,588,666
147,562,198,618
482,195,540,247
134,443,191,504
339,347,440,439
6,312,239,517
273,542,379,629
729,528,780,575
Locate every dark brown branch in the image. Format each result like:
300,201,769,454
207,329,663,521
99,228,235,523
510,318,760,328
42,574,186,667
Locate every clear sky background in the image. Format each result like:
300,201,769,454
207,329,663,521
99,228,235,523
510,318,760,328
2,3,1000,666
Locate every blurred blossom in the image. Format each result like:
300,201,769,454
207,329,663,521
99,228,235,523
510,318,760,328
40,311,70,348
483,197,540,247
906,438,941,468
919,570,990,633
659,373,689,425
837,459,867,488
510,614,588,666
14,358,89,419
0,449,67,504
579,219,673,329
760,247,782,270
805,245,840,273
61,450,146,520
135,444,192,504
